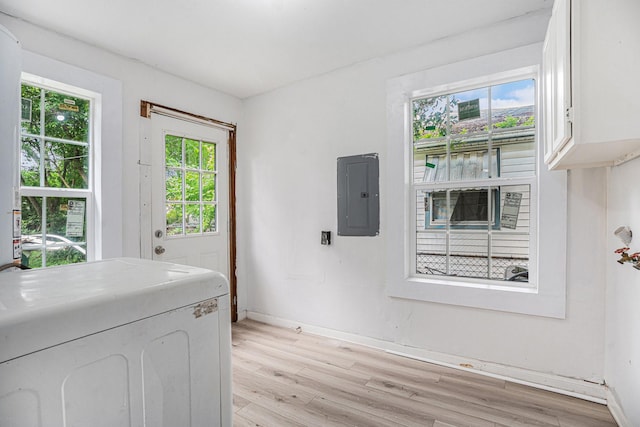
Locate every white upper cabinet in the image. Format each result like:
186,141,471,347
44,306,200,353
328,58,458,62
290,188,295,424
543,0,640,169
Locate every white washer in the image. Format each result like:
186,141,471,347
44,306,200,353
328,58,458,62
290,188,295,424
0,258,232,427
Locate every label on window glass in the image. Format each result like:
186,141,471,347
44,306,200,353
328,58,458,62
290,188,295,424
501,192,522,230
66,200,85,237
458,99,480,121
59,103,79,112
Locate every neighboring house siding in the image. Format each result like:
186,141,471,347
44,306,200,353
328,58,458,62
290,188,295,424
414,136,533,278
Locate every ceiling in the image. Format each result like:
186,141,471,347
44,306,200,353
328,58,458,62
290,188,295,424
0,0,553,99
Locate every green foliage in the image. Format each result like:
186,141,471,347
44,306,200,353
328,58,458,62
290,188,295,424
164,135,217,236
413,96,457,141
493,115,519,129
523,115,535,127
493,115,535,129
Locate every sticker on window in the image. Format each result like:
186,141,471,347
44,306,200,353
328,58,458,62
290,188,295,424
501,192,522,229
66,200,85,237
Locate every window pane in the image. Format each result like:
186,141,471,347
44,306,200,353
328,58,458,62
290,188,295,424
449,231,489,279
449,144,498,181
185,171,200,202
414,143,448,184
202,142,216,171
21,84,41,135
21,196,43,238
416,189,447,275
46,245,87,267
185,138,200,169
166,203,183,236
491,184,531,282
21,136,41,187
413,95,448,141
202,173,216,202
491,79,535,131
203,204,216,233
47,198,87,240
165,169,183,201
185,204,201,234
165,135,182,167
451,87,488,136
44,141,89,189
44,90,89,142
21,196,87,268
498,138,535,178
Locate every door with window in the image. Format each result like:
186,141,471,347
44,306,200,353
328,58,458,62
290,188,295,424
150,114,229,278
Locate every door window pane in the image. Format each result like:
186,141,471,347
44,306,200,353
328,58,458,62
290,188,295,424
164,134,218,236
202,142,216,171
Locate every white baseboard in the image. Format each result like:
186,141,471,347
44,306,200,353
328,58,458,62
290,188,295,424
245,311,607,404
607,388,630,427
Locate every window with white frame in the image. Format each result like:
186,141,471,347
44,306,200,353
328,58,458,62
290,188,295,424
411,76,536,283
20,79,96,268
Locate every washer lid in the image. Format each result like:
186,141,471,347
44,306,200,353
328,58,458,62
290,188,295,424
0,258,229,363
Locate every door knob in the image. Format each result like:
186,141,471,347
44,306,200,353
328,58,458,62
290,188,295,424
154,245,165,255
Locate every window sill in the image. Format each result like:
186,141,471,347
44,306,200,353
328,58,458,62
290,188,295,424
386,276,565,318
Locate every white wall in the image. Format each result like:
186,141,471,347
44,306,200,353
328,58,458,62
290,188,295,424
606,157,640,425
0,7,619,406
0,13,242,257
240,11,609,388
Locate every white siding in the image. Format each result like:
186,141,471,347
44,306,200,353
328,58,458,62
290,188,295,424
414,140,533,277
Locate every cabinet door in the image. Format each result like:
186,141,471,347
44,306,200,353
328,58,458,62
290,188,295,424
543,0,572,161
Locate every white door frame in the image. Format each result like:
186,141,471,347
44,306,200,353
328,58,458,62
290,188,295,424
139,101,238,321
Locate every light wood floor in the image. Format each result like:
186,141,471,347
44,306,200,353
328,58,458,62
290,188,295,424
232,319,617,427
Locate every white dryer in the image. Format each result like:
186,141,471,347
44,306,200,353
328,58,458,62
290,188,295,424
0,258,232,426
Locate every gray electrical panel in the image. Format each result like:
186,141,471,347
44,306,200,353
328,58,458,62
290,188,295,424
337,153,379,236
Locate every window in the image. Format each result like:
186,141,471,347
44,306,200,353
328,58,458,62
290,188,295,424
20,79,96,268
164,134,218,236
386,45,568,319
411,77,536,283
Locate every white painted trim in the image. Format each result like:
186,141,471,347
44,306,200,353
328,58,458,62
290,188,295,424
246,311,607,403
607,389,630,427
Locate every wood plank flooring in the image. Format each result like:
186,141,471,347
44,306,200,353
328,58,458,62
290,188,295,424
232,320,617,427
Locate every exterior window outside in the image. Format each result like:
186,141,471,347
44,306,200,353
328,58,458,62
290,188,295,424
412,78,535,284
20,80,93,268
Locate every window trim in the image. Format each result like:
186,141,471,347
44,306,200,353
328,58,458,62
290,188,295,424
386,44,567,318
20,77,98,267
21,50,123,263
